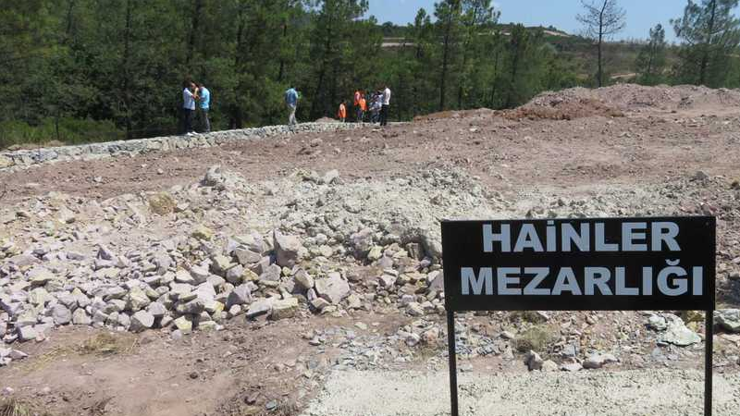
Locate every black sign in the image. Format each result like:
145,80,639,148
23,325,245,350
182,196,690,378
441,216,715,311
441,216,716,416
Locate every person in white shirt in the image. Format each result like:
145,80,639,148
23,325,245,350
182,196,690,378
380,85,391,126
181,81,197,136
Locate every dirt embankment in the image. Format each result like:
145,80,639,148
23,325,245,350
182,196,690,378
415,83,740,122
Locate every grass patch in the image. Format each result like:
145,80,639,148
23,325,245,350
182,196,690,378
257,401,299,416
77,332,138,356
513,325,557,353
25,332,137,372
0,399,53,416
227,401,299,416
508,311,548,324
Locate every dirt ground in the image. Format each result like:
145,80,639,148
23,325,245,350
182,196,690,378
2,84,740,415
3,87,740,203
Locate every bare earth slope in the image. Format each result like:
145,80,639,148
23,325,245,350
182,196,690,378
1,84,740,416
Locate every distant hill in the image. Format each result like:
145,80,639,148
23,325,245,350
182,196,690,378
378,22,677,84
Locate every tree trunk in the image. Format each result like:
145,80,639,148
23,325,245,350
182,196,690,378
699,0,717,86
439,1,461,111
230,6,246,129
311,23,333,118
597,34,603,87
506,43,520,108
440,22,451,111
277,20,288,81
439,30,449,111
488,49,500,107
186,0,203,66
596,1,608,88
65,0,76,38
123,0,133,140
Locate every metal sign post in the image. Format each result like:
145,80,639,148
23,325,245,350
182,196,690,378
441,217,716,416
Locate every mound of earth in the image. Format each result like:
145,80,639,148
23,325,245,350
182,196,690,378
525,84,740,114
415,84,740,123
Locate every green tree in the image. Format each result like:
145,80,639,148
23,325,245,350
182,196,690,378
672,0,740,87
405,8,436,117
434,0,463,111
307,0,380,119
635,24,668,85
456,0,500,109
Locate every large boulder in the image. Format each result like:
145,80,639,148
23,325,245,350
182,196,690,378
583,352,618,369
246,298,274,319
226,284,252,307
659,315,701,346
130,311,155,332
51,304,72,325
715,309,740,333
349,228,374,256
271,298,299,320
274,231,302,267
125,286,151,311
315,273,350,304
293,269,314,291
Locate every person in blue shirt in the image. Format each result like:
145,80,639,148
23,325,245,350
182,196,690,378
284,86,299,126
196,83,211,133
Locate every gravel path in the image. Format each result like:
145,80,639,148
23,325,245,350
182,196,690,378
302,369,740,416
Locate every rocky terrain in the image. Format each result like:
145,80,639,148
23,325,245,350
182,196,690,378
1,84,740,415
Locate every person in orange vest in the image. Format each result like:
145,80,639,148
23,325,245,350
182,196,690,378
358,95,367,123
353,89,362,122
337,101,347,123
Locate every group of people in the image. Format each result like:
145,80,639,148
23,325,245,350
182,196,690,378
284,85,391,127
179,82,391,134
181,80,211,136
338,86,391,125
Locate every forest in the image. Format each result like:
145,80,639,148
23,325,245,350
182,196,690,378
0,0,739,149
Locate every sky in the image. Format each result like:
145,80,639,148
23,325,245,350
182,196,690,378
366,0,731,42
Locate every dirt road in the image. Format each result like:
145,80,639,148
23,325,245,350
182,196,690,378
303,369,740,416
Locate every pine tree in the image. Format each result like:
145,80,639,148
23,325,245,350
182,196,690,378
672,0,740,87
577,0,626,87
457,0,500,109
635,24,667,85
434,0,463,111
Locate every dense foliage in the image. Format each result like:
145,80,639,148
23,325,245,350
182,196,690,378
0,0,738,149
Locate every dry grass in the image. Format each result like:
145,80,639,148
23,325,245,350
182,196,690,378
77,332,138,356
26,332,137,372
513,325,557,353
148,192,177,215
0,399,53,416
225,400,300,416
256,401,299,416
508,311,548,324
87,397,112,416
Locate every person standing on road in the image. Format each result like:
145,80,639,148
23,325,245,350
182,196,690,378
380,84,391,126
197,83,211,133
285,86,299,126
337,101,347,123
182,80,197,136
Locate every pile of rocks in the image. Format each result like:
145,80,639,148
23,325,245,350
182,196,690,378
0,183,453,349
0,122,367,171
2,164,739,373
